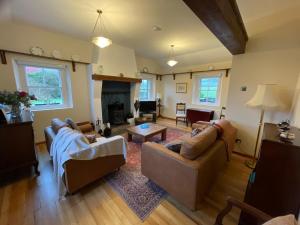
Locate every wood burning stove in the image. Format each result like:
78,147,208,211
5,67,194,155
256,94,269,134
108,102,124,125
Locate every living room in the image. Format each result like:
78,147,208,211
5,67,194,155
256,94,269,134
0,0,300,225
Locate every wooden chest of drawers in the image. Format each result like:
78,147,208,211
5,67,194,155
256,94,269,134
0,118,39,177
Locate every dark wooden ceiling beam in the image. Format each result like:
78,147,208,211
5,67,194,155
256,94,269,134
182,0,248,55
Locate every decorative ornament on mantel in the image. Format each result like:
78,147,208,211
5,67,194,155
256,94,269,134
91,9,112,49
167,45,178,67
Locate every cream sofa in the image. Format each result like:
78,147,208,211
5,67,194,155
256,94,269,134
141,119,237,210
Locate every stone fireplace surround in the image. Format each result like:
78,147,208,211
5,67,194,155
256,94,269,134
89,74,141,127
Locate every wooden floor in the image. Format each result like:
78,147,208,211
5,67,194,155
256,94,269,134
0,118,251,225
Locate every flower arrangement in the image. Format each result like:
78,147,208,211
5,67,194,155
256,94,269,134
0,90,36,108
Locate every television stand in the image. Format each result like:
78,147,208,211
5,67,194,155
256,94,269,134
137,111,157,124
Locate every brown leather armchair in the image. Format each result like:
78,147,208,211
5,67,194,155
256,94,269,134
44,118,125,194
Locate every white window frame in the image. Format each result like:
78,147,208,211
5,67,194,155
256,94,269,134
13,59,73,111
139,77,154,101
192,73,223,107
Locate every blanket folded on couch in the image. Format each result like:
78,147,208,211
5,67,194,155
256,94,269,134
50,127,126,196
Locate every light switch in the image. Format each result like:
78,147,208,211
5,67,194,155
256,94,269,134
240,86,247,91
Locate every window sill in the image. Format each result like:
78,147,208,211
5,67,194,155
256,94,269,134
31,105,73,112
191,103,221,110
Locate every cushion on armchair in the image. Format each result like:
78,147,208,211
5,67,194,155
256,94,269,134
51,118,70,134
180,126,218,160
164,140,183,153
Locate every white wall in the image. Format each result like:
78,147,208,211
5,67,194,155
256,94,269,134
92,44,138,77
159,61,232,119
89,44,140,124
226,17,300,156
291,75,300,128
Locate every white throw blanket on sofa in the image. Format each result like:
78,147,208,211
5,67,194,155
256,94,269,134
50,127,127,196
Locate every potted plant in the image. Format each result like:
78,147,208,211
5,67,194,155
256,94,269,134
126,112,135,125
0,90,36,120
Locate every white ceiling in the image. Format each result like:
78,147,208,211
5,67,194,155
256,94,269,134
236,0,300,22
2,0,300,66
3,0,226,59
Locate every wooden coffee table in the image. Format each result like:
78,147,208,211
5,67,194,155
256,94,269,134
126,123,167,142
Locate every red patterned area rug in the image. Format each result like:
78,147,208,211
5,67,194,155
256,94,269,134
105,127,188,221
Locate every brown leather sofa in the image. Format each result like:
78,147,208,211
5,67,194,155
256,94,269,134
44,118,125,194
141,119,237,210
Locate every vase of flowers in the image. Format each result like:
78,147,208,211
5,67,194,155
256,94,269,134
0,90,36,120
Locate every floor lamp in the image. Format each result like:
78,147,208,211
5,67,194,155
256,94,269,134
245,84,283,169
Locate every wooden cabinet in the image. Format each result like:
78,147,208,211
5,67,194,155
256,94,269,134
186,108,214,126
239,123,300,225
0,118,39,177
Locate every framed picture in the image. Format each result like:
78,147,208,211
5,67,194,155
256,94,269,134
176,83,187,93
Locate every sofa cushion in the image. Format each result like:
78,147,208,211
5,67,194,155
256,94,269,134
164,140,183,153
65,118,81,131
78,123,94,133
180,126,217,160
84,134,97,144
191,128,203,137
51,118,69,134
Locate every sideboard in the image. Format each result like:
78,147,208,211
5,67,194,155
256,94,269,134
186,108,214,126
0,117,39,177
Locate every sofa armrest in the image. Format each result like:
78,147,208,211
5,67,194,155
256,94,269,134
141,142,200,210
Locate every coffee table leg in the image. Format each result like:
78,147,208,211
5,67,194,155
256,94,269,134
128,133,132,142
162,130,167,141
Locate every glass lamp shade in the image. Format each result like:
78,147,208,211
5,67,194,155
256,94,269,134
246,84,284,110
167,59,178,67
92,36,112,48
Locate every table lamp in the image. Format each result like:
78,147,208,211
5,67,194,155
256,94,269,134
245,84,284,168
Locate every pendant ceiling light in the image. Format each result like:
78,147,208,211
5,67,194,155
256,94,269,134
91,9,112,48
167,45,178,67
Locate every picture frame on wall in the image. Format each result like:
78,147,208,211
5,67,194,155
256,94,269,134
176,83,187,93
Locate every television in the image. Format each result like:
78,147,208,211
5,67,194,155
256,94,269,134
139,101,156,112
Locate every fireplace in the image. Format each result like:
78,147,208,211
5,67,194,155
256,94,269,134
101,81,131,125
108,102,124,125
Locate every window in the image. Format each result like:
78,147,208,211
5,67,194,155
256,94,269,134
14,60,73,110
193,75,221,106
139,79,152,100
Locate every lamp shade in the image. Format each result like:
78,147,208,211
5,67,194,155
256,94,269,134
156,93,161,99
167,59,178,67
246,84,284,110
92,36,112,48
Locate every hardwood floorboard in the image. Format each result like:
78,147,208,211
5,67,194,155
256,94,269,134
0,118,251,225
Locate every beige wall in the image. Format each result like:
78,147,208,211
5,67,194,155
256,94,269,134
159,61,232,119
226,17,300,156
0,21,93,142
0,21,143,142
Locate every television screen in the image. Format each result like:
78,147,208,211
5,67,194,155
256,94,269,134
139,101,156,112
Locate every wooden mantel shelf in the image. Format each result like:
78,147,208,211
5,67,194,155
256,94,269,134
92,74,142,83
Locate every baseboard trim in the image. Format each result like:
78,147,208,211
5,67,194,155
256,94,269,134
160,115,176,121
232,151,254,159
